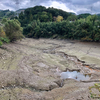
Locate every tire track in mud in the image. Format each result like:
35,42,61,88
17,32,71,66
0,47,17,70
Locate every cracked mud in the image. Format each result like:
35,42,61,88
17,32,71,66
0,38,100,100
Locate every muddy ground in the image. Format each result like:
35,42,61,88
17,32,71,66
0,38,100,100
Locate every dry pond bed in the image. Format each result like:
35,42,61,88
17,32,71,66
0,38,100,100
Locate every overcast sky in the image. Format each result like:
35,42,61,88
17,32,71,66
0,0,100,14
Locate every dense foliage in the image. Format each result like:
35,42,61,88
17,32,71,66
1,5,100,43
0,27,10,46
77,13,91,19
16,6,74,27
11,5,100,42
0,19,23,46
23,14,100,41
0,10,15,20
4,19,24,41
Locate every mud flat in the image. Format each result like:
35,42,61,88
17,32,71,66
0,38,100,100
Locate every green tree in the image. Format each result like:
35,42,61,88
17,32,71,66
4,19,24,41
1,18,7,24
67,15,77,21
86,15,98,41
29,14,33,21
78,13,91,19
19,12,24,20
48,13,53,21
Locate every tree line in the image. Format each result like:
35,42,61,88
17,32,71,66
1,5,100,46
13,6,74,27
16,6,100,41
23,14,100,41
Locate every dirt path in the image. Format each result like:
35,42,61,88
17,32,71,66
0,38,100,100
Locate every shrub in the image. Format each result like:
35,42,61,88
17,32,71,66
0,37,10,46
0,40,3,46
4,19,24,42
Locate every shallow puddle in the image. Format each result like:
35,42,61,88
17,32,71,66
61,70,91,81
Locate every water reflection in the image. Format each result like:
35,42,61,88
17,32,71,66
61,70,91,81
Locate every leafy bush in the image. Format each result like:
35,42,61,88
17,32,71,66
21,14,100,42
0,37,10,43
4,19,24,42
0,37,10,46
0,40,3,46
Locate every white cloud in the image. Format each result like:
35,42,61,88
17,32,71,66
18,0,30,9
0,0,100,14
0,2,14,10
93,1,100,10
41,1,76,13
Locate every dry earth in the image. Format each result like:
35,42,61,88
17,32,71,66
0,38,100,100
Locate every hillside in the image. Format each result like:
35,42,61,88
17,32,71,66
16,9,25,14
0,6,75,21
17,5,75,26
0,6,100,21
0,10,15,19
0,9,25,19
